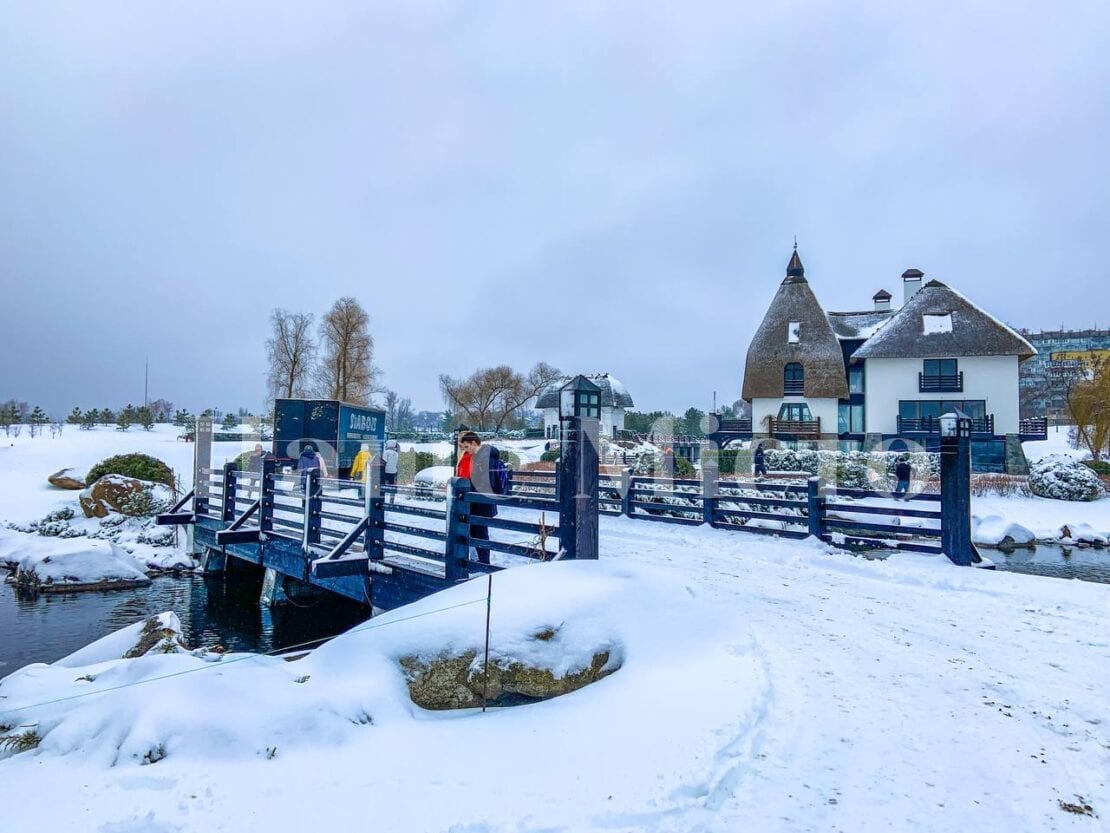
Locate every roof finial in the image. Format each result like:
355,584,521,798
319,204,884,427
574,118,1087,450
793,235,797,251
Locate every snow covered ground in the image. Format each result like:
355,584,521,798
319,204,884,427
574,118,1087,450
2,424,1109,831
1,522,1107,831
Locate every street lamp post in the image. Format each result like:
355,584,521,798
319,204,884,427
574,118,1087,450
557,376,601,560
939,410,980,566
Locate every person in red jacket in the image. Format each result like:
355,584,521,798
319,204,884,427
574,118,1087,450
456,432,495,564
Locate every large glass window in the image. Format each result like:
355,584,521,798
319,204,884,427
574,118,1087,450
777,403,813,422
784,363,804,395
839,403,864,433
923,358,958,377
848,365,865,394
899,400,987,421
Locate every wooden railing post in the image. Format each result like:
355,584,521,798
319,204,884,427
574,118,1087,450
702,454,719,526
940,423,978,566
807,476,826,539
446,477,472,582
620,467,634,517
365,456,385,561
221,462,237,524
302,470,321,552
259,459,276,533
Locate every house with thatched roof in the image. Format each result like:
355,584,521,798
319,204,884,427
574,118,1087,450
535,373,633,439
735,249,1044,472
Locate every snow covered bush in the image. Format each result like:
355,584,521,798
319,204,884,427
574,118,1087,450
1028,455,1105,501
86,453,174,488
756,448,938,489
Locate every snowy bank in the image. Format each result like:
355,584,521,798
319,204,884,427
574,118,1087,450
2,530,151,591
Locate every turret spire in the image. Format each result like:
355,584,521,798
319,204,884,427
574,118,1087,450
786,241,805,279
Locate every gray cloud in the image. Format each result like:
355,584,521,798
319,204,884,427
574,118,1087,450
2,2,1107,416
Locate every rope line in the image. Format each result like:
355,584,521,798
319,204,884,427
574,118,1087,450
0,595,488,717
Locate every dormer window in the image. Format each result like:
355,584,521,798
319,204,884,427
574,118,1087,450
787,321,800,343
784,362,804,395
922,313,952,334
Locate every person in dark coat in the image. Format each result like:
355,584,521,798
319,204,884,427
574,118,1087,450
456,432,497,565
753,443,767,478
894,456,912,500
297,442,326,496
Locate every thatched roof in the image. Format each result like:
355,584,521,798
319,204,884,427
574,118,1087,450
535,373,634,409
826,309,893,341
742,253,850,400
852,279,1036,360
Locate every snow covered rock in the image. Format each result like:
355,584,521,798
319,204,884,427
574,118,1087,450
400,627,618,710
54,613,188,668
47,468,86,490
12,535,152,591
79,475,171,518
971,515,1036,548
1028,455,1105,502
1058,522,1108,546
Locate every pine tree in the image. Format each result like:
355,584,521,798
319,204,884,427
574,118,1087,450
82,409,98,430
66,406,83,425
116,407,131,431
101,408,115,426
173,409,190,427
221,411,238,431
28,405,48,437
137,406,155,431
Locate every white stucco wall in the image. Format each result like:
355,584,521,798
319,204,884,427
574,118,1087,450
543,407,625,438
751,397,840,436
863,355,1020,435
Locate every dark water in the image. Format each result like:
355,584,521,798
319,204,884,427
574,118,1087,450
987,543,1110,584
0,571,370,674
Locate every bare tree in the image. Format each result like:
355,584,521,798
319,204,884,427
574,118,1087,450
315,297,379,405
396,397,413,432
266,310,316,400
440,362,562,431
383,389,399,431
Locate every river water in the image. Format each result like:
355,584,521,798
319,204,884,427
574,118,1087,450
2,544,1106,675
0,572,370,674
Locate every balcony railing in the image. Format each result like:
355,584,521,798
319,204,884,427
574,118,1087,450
1018,417,1048,440
783,379,805,395
769,417,822,438
716,418,753,433
897,414,994,435
918,371,963,393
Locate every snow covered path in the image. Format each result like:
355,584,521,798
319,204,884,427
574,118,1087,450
2,518,1108,832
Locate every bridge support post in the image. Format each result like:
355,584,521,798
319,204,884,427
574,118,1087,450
702,449,719,526
940,416,980,566
807,476,826,539
558,415,599,560
260,567,290,607
199,546,226,573
446,478,472,582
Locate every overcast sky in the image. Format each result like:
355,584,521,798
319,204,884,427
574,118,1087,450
2,2,1108,418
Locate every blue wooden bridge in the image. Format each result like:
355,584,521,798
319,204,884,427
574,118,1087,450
159,463,569,610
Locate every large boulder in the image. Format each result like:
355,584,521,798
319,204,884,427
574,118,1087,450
400,636,617,710
79,475,146,518
47,468,86,490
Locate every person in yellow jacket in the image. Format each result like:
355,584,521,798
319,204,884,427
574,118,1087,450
350,443,373,499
